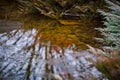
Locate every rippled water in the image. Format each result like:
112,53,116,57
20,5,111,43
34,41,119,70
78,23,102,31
0,15,107,80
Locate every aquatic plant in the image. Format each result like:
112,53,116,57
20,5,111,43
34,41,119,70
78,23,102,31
14,0,105,19
0,0,106,19
96,57,120,80
87,44,120,80
96,0,120,48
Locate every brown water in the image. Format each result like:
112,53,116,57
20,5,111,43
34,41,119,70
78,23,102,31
22,14,103,49
0,14,107,80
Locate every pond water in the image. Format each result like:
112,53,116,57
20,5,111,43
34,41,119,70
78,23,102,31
0,14,107,80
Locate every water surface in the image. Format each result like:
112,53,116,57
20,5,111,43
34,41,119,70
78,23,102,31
0,15,107,80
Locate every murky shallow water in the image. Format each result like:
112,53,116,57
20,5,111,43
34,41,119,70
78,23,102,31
0,15,107,80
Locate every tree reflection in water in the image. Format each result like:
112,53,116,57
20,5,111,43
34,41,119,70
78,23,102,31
0,18,107,80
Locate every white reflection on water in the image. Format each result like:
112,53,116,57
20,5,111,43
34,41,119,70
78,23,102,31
0,28,108,80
